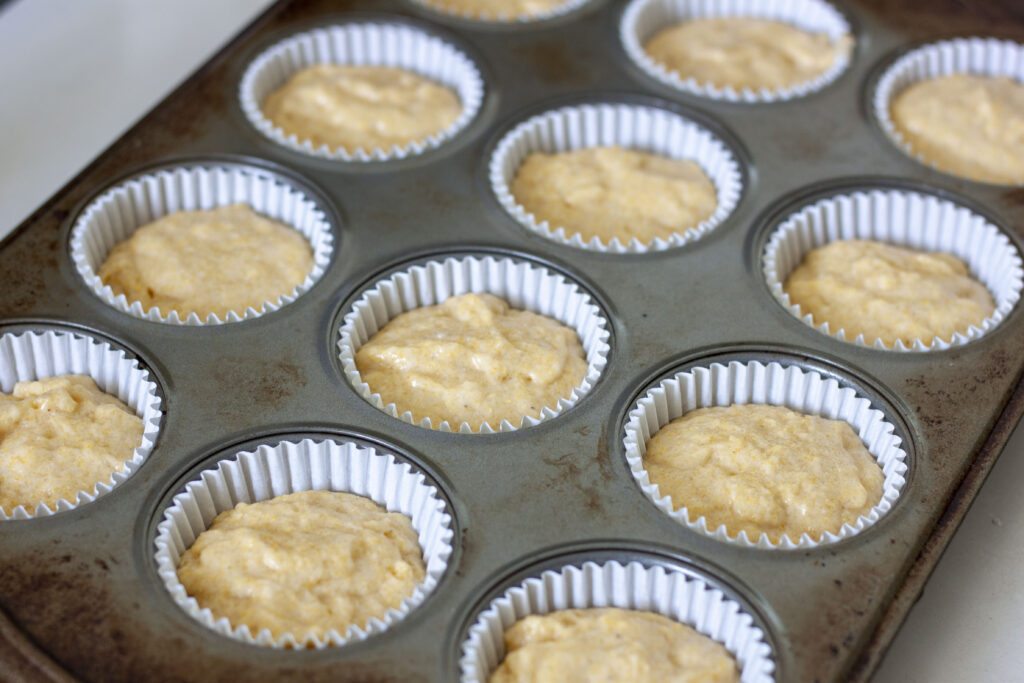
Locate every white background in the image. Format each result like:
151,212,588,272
0,1,1022,681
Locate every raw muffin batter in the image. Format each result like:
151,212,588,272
644,18,851,91
177,490,425,641
355,292,587,429
783,240,995,345
98,203,314,319
262,64,461,152
645,404,883,543
0,375,143,512
510,146,718,244
890,74,1024,185
490,608,739,683
418,0,572,20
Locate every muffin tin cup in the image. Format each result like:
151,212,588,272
69,163,335,326
873,38,1024,185
153,437,454,649
239,22,485,161
0,329,162,520
458,559,776,682
622,359,909,549
410,0,592,24
763,187,1024,351
489,102,744,253
337,254,611,433
620,0,853,102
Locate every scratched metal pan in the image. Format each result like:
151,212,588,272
2,0,1024,681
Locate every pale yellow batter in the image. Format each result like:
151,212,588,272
890,74,1024,185
355,293,587,428
418,0,571,19
98,203,314,319
645,404,883,543
177,490,425,641
0,375,143,512
490,608,739,683
262,64,461,152
644,18,852,91
510,146,718,244
783,240,995,345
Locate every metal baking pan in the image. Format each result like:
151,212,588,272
2,0,1023,680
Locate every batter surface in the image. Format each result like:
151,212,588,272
890,74,1024,185
419,0,571,19
355,293,587,429
0,375,143,512
644,18,851,91
783,240,995,345
645,404,883,543
510,146,718,244
262,64,461,152
177,490,425,640
98,203,314,319
490,608,739,683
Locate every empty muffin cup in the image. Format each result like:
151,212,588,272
0,328,162,520
459,558,776,682
69,163,335,325
873,38,1024,185
239,22,485,161
620,0,853,102
337,254,611,433
763,187,1023,350
154,437,454,648
622,358,909,549
489,102,743,253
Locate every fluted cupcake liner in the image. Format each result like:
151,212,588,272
459,559,775,682
621,0,852,102
622,359,909,549
873,37,1024,185
337,254,610,433
69,163,335,325
153,437,453,648
410,0,592,24
239,22,485,161
0,329,162,520
489,102,743,253
763,188,1023,351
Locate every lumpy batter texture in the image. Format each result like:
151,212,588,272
177,490,425,641
510,146,718,245
890,74,1024,185
419,0,572,19
490,608,740,683
355,293,587,429
783,240,995,345
262,64,461,152
644,18,851,91
0,375,143,512
98,203,314,320
645,404,884,543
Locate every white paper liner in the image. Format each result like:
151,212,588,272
337,254,610,433
873,38,1024,185
409,0,591,23
621,0,852,102
239,23,485,161
763,188,1024,351
69,164,335,326
459,559,775,682
0,329,162,520
622,360,909,549
153,438,454,648
489,103,743,253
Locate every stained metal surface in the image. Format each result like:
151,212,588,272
1,1,1023,681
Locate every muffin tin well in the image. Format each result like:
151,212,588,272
2,1,1023,682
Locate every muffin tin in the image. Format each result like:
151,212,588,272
2,0,1023,681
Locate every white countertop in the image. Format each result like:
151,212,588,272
1,1,1022,680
